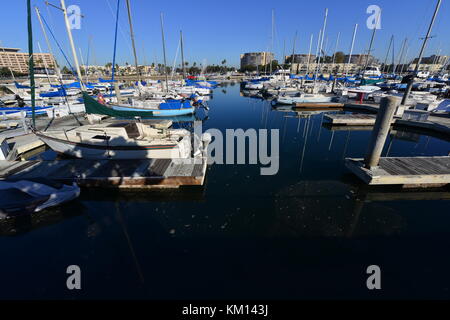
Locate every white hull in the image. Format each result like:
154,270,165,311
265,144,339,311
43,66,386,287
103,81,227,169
245,83,264,90
276,94,334,105
38,134,191,160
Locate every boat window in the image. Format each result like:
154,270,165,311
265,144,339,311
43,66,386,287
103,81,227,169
124,123,141,139
92,135,111,141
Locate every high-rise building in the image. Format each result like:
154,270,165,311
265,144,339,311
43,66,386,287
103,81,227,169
0,47,56,74
344,54,377,66
411,55,449,65
285,54,316,64
240,52,274,69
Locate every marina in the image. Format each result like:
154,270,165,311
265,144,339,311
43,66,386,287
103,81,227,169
0,0,450,303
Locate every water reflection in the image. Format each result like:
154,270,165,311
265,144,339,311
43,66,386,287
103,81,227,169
0,84,449,299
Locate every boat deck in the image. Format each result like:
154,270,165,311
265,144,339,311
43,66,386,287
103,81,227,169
345,156,450,186
0,158,208,189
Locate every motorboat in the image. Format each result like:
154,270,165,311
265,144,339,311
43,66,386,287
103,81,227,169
0,179,80,219
274,93,335,105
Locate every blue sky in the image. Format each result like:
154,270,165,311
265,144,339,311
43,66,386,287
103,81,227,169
0,0,448,68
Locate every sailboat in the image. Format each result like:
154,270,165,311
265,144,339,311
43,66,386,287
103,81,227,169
83,92,195,117
33,1,210,161
35,120,211,160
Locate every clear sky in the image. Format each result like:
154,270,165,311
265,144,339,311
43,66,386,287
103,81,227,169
0,0,448,68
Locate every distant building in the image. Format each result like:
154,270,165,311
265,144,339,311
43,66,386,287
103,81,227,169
408,55,449,74
285,54,316,64
411,55,449,65
0,47,56,74
344,54,377,66
240,52,274,69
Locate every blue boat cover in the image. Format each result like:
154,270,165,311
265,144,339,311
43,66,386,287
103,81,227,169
99,78,118,83
14,82,31,89
159,101,192,110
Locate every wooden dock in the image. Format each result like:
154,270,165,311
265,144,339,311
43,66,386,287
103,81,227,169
5,134,45,160
345,156,450,186
0,158,208,189
324,114,377,125
294,102,344,108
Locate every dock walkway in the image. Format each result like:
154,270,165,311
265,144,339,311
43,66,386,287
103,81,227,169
0,158,208,189
326,103,450,136
345,156,450,186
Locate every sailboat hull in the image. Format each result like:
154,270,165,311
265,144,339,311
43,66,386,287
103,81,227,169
37,134,191,160
111,105,195,117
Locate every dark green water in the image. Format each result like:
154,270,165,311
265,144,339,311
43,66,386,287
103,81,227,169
1,84,450,299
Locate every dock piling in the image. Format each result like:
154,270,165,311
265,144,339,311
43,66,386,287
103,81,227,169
364,96,399,169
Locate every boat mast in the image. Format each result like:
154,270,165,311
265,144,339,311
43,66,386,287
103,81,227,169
125,0,141,87
291,31,297,74
270,9,274,74
395,38,407,75
306,34,313,76
400,42,410,75
317,8,329,76
36,5,72,114
382,35,394,74
401,0,441,105
362,9,381,77
331,32,340,64
109,0,120,92
345,23,358,76
27,0,36,128
160,12,169,93
38,42,52,84
35,7,62,81
85,36,92,84
331,32,340,74
313,28,322,86
180,30,186,79
60,0,85,91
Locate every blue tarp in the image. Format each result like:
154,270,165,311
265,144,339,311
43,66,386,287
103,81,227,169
99,78,118,83
159,100,192,110
14,82,31,89
50,82,95,90
434,99,450,112
39,87,67,98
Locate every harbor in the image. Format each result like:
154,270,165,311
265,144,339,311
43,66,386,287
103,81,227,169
0,0,450,303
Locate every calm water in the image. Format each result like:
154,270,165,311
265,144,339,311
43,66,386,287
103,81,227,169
1,84,450,299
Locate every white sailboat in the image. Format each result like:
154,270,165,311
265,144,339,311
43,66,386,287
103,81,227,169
36,121,211,160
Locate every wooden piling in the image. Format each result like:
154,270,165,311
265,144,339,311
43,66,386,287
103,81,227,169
364,96,400,169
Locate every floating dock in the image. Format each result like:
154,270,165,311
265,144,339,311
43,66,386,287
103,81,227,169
294,102,344,108
345,156,450,187
0,158,208,189
324,114,377,125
